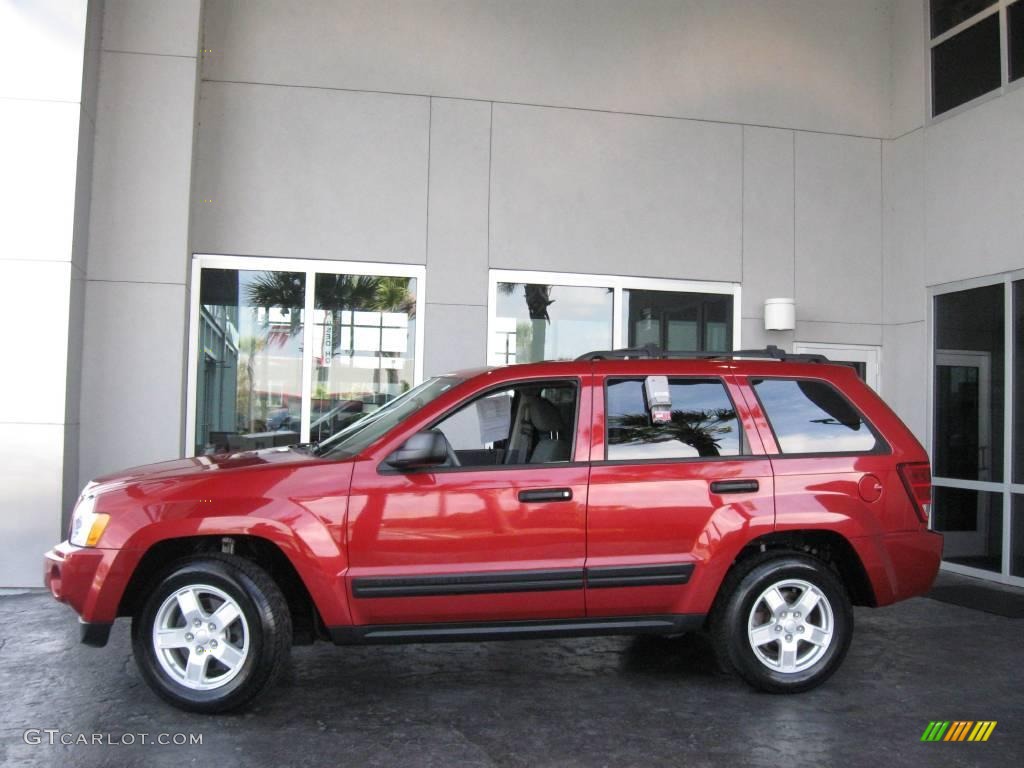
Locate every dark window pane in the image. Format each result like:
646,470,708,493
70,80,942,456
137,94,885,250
606,379,743,460
1015,281,1024,482
752,379,878,454
930,0,996,37
1013,495,1024,577
933,486,1003,573
622,290,733,353
1011,1,1024,82
931,13,1001,116
934,284,1004,481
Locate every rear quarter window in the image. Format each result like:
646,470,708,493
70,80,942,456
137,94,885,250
751,378,879,455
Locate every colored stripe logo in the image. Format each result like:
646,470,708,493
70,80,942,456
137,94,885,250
921,721,997,742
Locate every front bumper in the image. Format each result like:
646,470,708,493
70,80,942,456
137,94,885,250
44,541,134,643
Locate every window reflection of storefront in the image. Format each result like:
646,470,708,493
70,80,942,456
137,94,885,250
489,271,740,365
189,257,423,456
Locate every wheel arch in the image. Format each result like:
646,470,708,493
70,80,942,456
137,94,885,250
719,530,877,609
118,534,337,644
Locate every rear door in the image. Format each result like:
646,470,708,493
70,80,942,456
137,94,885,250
585,364,775,618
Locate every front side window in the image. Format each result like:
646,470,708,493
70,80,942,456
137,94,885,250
431,381,579,467
606,378,744,461
752,378,878,455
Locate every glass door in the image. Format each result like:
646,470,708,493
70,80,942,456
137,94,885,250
931,280,1015,582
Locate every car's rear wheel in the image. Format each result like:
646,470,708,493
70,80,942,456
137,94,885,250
710,554,852,693
132,554,291,713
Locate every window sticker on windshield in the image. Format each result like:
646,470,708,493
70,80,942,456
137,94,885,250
477,393,512,445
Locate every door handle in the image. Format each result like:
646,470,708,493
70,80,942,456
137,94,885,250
518,488,573,503
710,479,759,494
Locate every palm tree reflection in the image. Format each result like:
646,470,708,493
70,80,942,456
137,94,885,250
609,408,738,457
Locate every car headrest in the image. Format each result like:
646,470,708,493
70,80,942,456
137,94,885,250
527,397,564,433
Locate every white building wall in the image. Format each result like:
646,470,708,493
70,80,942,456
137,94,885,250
77,0,201,488
0,0,100,586
201,0,893,138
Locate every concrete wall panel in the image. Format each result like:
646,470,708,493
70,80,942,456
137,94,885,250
191,82,429,264
795,132,882,325
490,103,742,281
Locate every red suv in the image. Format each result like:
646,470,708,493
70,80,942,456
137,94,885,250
45,346,941,712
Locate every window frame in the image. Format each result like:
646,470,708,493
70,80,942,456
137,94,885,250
186,254,426,456
928,270,1024,586
926,0,1024,123
601,375,749,465
748,376,890,459
487,269,741,366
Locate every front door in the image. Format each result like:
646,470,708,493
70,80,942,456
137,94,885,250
585,368,775,618
345,377,591,626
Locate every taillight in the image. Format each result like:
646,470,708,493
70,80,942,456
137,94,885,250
898,462,932,524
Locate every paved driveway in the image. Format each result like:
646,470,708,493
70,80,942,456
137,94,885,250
1,591,1021,767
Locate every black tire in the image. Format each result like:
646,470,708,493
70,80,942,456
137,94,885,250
131,554,291,713
709,553,853,694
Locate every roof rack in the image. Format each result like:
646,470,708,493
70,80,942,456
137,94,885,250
575,343,831,363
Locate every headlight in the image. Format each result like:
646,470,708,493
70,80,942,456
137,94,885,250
69,495,110,547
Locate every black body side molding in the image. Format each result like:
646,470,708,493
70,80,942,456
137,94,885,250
328,613,706,645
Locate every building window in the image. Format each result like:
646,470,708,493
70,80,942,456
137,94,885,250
312,273,418,444
934,284,1004,482
622,289,733,353
1010,0,1024,81
930,0,996,37
488,270,740,365
189,256,424,455
931,275,1024,585
929,0,1018,117
494,283,612,364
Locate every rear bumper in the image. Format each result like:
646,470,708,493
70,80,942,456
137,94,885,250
855,529,943,606
44,541,135,634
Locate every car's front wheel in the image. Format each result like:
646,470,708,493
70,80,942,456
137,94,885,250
131,554,291,713
711,554,853,693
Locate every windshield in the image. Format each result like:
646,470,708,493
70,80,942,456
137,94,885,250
316,376,463,459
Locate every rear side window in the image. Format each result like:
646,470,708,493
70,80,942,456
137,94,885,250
751,378,878,455
606,378,744,460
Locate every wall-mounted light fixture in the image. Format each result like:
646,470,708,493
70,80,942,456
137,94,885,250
764,298,795,331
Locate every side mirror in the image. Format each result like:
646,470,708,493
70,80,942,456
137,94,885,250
387,429,448,470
